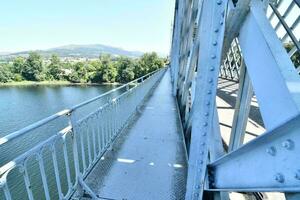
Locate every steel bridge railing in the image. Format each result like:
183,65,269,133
0,68,166,200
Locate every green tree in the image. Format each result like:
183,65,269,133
12,56,25,74
47,54,62,80
68,62,88,83
0,64,13,83
284,42,300,68
115,57,135,83
89,60,103,83
99,55,117,83
22,52,44,81
135,52,164,77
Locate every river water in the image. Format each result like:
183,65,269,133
0,84,121,199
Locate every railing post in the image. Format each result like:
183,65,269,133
68,111,81,184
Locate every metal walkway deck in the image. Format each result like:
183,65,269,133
81,70,187,200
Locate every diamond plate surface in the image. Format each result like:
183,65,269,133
82,70,187,200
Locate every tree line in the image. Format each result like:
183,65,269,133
0,52,166,84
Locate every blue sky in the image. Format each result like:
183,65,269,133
0,0,175,54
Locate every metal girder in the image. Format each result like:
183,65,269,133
228,62,253,151
209,114,300,192
238,0,300,130
184,0,228,199
221,0,251,62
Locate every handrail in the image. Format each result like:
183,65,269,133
0,67,166,200
0,68,161,146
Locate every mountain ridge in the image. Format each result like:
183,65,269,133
0,44,148,59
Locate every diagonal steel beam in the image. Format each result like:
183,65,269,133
209,114,300,192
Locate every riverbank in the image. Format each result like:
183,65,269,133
0,80,121,87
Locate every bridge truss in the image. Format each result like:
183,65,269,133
170,0,300,199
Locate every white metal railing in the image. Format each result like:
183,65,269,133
0,68,166,200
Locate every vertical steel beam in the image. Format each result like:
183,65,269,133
228,62,253,151
185,0,228,199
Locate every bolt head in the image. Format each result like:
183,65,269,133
217,0,222,5
19,167,25,174
266,146,276,156
282,139,294,150
295,170,300,180
274,173,284,183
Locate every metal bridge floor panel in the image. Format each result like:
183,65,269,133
83,70,187,200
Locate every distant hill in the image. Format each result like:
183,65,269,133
0,44,145,60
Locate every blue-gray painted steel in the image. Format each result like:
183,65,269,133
209,114,300,192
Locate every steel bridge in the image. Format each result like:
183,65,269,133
0,0,300,199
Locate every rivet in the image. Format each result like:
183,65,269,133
217,0,222,5
220,21,224,25
294,170,300,180
210,66,215,71
282,139,293,150
200,151,204,155
204,112,209,116
208,78,213,83
196,185,201,189
213,41,217,46
194,193,199,197
19,166,25,174
221,10,225,16
202,132,207,136
266,146,276,156
214,28,219,33
207,90,212,94
201,142,205,146
211,55,216,59
200,160,203,164
203,122,208,127
274,173,284,183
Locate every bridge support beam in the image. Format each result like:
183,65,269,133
228,62,253,151
184,0,228,199
209,114,300,192
238,0,300,130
